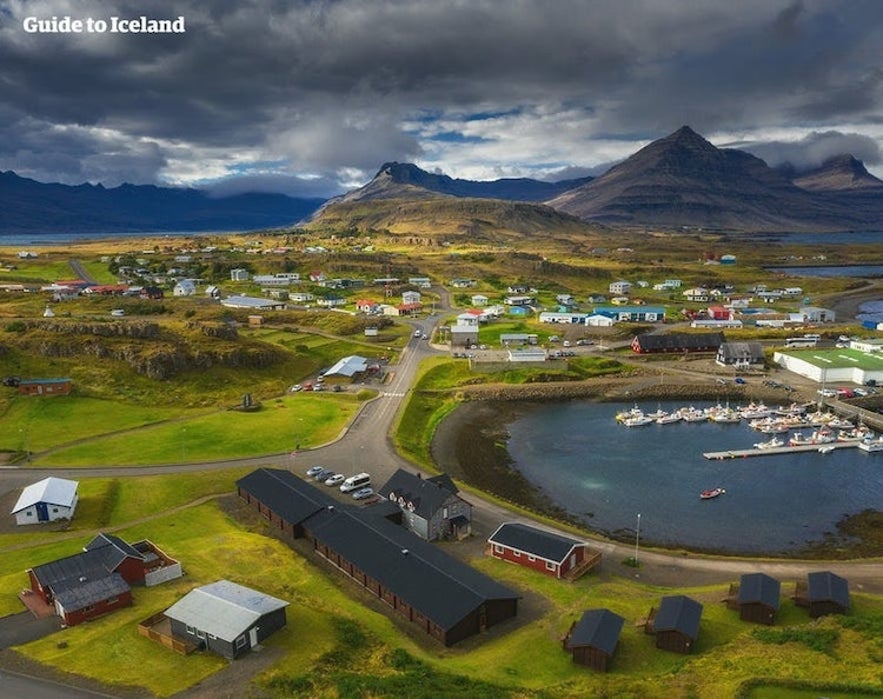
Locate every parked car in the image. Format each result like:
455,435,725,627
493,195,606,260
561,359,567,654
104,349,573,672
306,465,325,478
313,468,335,481
289,384,303,392
351,487,374,500
817,388,837,397
414,329,422,337
324,473,345,487
734,377,746,385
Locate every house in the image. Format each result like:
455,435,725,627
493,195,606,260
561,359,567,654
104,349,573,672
236,468,519,646
632,332,725,354
220,295,286,311
316,295,346,308
726,573,781,625
487,523,601,580
450,324,479,347
608,280,631,295
173,279,197,296
594,306,665,322
449,278,476,288
708,305,733,321
562,609,625,671
794,571,850,618
500,333,537,346
323,355,369,381
585,314,616,327
12,477,79,525
716,342,765,369
408,277,431,288
504,295,534,307
645,595,703,654
17,378,72,396
355,299,378,313
163,580,288,659
800,306,836,324
377,469,472,541
682,287,710,302
289,292,315,303
230,268,249,281
26,533,181,626
471,294,488,307
539,311,588,324
402,290,422,305
456,312,481,327
508,348,548,363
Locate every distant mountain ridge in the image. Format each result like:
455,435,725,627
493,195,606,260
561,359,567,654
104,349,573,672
0,171,325,234
320,161,594,208
545,126,883,232
791,154,883,192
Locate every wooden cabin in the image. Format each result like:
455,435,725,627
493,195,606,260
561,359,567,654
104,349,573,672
794,571,850,618
645,595,703,654
562,609,624,671
726,573,781,625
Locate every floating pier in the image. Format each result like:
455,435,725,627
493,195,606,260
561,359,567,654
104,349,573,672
703,441,860,460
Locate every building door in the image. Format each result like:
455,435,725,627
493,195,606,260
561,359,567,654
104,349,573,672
36,502,49,521
249,626,259,648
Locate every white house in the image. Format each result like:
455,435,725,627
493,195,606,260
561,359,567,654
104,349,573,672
11,477,79,525
408,277,431,288
682,287,710,302
230,268,249,281
471,294,489,307
608,280,631,295
289,292,315,303
585,314,616,327
173,279,196,297
456,312,480,327
402,290,422,305
800,307,836,323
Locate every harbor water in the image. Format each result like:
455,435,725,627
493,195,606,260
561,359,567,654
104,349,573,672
506,400,883,554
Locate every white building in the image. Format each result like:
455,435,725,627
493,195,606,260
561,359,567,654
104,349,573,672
800,306,836,323
402,290,422,305
608,280,632,295
408,277,431,288
11,477,79,525
471,294,489,307
173,279,196,296
230,268,249,281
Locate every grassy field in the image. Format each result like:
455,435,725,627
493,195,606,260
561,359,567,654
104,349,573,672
5,486,882,697
24,393,361,466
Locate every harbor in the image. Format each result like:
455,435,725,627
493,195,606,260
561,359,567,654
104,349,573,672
703,441,860,460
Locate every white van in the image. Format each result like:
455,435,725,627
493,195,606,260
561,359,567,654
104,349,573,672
340,472,371,493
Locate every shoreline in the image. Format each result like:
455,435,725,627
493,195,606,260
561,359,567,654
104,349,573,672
430,381,883,559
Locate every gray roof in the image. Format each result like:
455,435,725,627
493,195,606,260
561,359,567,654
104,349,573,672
308,507,518,632
634,332,724,351
84,533,145,570
487,522,585,564
719,342,765,360
31,545,124,590
236,468,335,527
324,355,369,378
377,469,460,519
654,595,703,640
12,477,78,514
54,573,129,613
164,580,289,643
569,609,624,655
807,571,850,608
738,573,780,610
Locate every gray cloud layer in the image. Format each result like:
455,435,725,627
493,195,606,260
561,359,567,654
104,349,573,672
1,0,882,194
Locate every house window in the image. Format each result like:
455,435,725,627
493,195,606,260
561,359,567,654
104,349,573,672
107,596,118,604
208,634,216,640
235,635,247,648
196,629,206,639
527,555,536,562
52,508,59,513
186,625,196,635
546,561,556,571
26,511,33,516
513,551,521,558
493,544,503,554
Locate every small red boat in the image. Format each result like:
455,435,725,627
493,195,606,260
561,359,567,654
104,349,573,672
700,487,725,500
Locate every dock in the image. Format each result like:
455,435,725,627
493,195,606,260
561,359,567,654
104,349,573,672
703,441,860,460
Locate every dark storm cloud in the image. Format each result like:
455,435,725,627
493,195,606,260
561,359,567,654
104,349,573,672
732,130,883,170
1,0,882,189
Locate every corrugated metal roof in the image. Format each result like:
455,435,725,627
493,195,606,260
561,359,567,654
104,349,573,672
11,477,78,514
164,580,288,643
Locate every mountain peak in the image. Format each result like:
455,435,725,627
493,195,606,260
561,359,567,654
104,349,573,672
793,153,883,191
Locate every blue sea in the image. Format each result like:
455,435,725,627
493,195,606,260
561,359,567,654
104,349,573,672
506,401,883,554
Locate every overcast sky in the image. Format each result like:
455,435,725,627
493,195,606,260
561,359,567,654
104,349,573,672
1,0,882,197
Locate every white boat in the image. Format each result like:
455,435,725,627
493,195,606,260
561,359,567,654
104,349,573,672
622,415,655,427
656,413,682,424
754,436,784,450
818,445,836,454
738,402,771,419
646,406,668,420
789,428,834,446
679,407,708,423
710,409,741,424
615,405,644,422
858,437,883,453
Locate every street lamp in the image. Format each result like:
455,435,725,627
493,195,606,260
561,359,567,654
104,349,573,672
634,513,641,566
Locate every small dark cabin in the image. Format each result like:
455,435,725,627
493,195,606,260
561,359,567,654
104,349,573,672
563,608,625,672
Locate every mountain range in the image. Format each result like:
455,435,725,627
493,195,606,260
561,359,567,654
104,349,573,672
3,126,883,236
0,171,325,235
312,126,883,234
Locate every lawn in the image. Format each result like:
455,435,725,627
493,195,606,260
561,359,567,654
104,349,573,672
31,393,360,466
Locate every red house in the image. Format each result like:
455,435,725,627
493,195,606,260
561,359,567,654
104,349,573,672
707,305,732,321
486,522,601,580
26,533,181,626
18,378,72,396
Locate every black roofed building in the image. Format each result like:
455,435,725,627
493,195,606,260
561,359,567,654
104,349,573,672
377,469,472,541
236,468,337,539
716,341,765,368
794,571,850,618
562,608,625,671
309,506,519,646
726,572,781,625
631,332,725,354
645,595,703,654
236,468,518,646
486,522,601,581
26,533,181,626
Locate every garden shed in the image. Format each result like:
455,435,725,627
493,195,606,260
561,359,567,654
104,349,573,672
645,595,703,654
794,571,850,618
726,573,780,624
562,608,625,671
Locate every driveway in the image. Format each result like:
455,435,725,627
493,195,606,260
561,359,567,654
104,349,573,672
0,611,62,650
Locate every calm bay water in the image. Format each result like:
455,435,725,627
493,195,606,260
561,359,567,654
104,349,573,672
506,401,883,554
770,264,883,278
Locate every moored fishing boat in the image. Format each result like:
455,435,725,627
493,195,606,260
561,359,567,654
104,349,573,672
753,436,784,450
858,436,883,453
700,487,725,500
622,414,655,427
